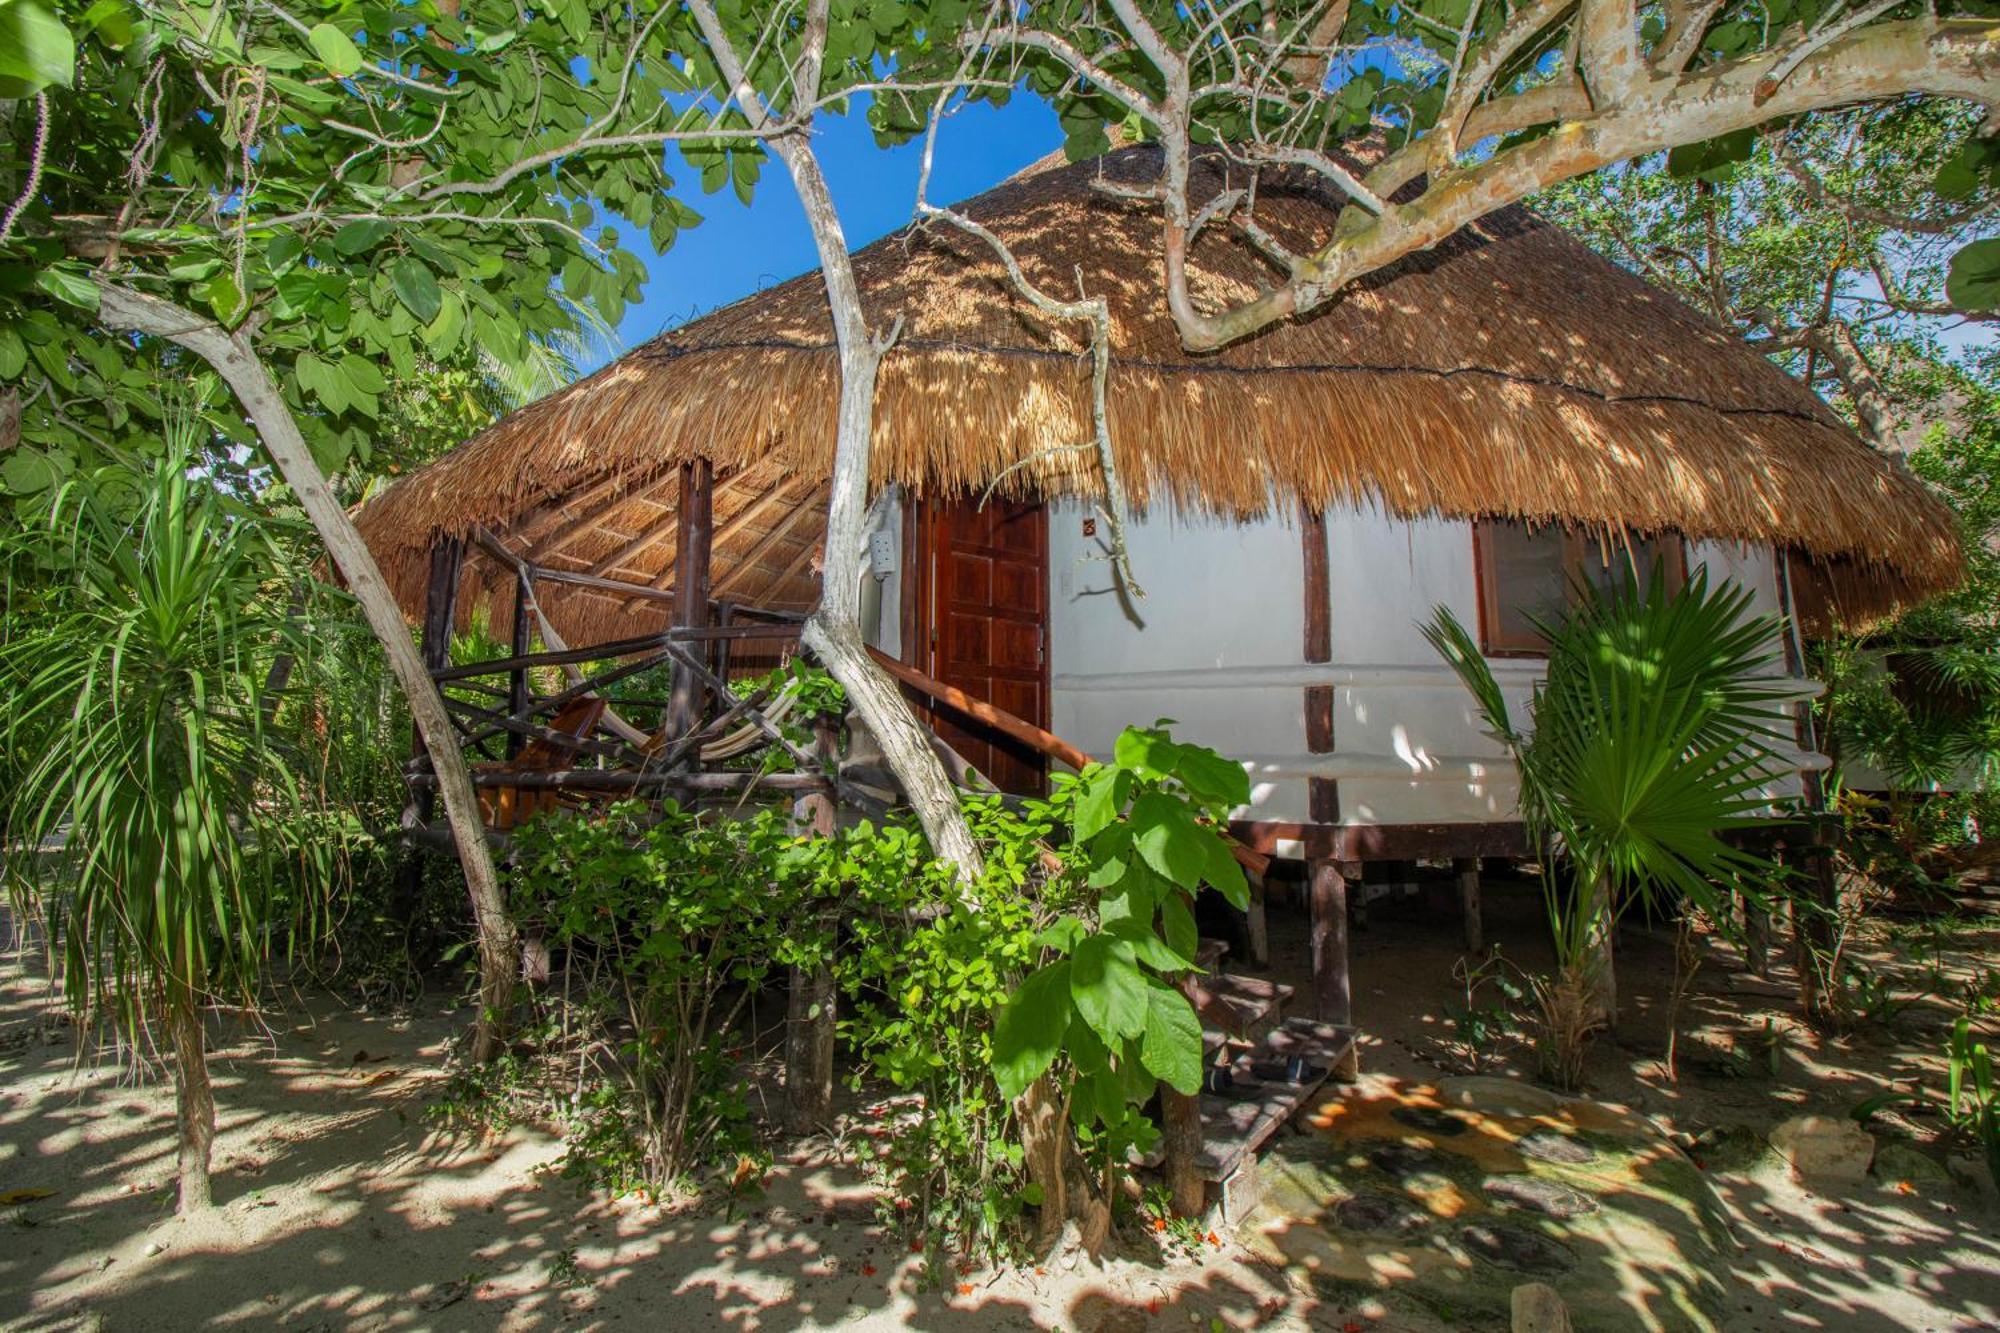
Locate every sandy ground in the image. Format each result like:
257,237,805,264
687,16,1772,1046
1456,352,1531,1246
2,875,1997,1332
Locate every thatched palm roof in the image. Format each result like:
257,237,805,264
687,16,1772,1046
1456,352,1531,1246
356,144,1960,643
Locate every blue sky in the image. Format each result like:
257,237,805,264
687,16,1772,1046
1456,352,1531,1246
600,96,1062,366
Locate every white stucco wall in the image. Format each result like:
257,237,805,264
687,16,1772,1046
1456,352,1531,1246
1048,498,1817,828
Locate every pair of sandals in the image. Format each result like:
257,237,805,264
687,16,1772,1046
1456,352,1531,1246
1203,1053,1322,1096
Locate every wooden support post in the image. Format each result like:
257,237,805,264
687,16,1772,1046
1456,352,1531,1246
1454,857,1483,954
1246,867,1270,968
397,537,463,932
712,600,736,686
1309,858,1359,1078
1744,887,1772,979
506,569,531,760
663,458,714,741
784,721,839,1133
1789,828,1840,1022
1161,974,1207,1218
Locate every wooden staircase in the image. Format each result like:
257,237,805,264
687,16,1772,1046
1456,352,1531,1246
1186,938,1357,1186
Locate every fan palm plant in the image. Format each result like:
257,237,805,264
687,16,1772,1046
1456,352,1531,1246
1423,564,1795,1086
1,434,332,1212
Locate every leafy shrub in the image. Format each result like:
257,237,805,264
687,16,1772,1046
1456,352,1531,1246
508,801,840,1186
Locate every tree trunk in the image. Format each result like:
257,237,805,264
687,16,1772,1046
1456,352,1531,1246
762,137,984,884
1585,878,1618,1035
95,284,519,1063
167,986,214,1213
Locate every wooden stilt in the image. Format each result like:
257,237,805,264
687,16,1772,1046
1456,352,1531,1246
663,458,714,741
396,537,462,934
1745,887,1773,979
1246,867,1270,968
506,569,531,760
1309,858,1359,1079
1454,856,1483,954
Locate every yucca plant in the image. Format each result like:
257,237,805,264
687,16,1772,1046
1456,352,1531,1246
1424,565,1794,1087
1,435,332,1212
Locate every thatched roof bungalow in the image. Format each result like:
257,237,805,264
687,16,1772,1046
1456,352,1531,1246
356,144,1960,847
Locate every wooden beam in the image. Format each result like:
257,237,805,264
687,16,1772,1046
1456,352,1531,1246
523,471,657,559
712,483,827,598
586,505,679,579
663,458,715,739
868,646,1090,771
766,528,823,597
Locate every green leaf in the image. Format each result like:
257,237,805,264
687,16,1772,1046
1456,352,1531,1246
0,327,25,379
203,272,244,324
1115,726,1181,779
423,288,465,354
1071,935,1147,1043
0,448,56,494
389,256,442,323
1073,764,1127,842
265,233,305,275
1175,745,1250,808
1130,791,1210,889
1946,238,2000,313
1203,834,1250,910
307,22,364,77
33,266,99,311
339,354,386,396
1666,128,1755,182
991,961,1071,1101
333,220,390,256
1139,982,1203,1094
1161,892,1198,961
0,0,75,98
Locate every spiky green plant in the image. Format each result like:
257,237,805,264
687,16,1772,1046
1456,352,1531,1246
1423,565,1794,1086
1,432,333,1212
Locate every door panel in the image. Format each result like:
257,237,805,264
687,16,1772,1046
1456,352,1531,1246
918,497,1049,795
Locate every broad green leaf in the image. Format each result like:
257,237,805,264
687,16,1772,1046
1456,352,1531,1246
1071,934,1147,1043
1946,239,2000,313
1160,892,1198,961
0,448,56,493
1175,745,1250,808
34,266,98,311
0,0,74,98
265,233,305,275
333,220,391,256
1130,791,1210,889
1139,982,1203,1094
1072,764,1126,841
0,327,24,378
389,256,442,323
991,961,1070,1100
1202,833,1250,909
307,22,364,77
1114,726,1180,778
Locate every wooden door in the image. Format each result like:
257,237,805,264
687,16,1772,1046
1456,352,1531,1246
914,496,1050,795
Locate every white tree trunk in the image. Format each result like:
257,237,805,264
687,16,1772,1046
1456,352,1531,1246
96,284,519,1063
686,0,985,881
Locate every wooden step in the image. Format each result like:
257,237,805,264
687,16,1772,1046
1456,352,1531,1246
1194,1019,1357,1182
1190,973,1295,1043
1194,937,1229,974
